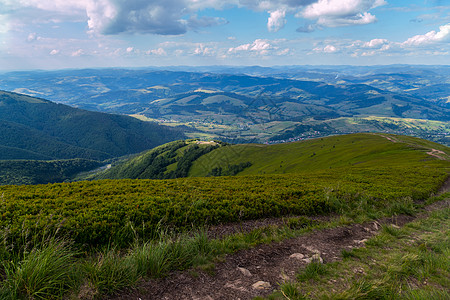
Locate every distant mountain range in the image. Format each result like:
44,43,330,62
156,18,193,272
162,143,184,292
1,67,448,120
0,90,185,161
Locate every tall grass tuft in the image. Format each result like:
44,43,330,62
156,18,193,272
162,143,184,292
334,279,392,299
387,197,416,216
279,281,309,300
83,248,138,296
296,261,328,282
127,241,170,278
0,238,78,300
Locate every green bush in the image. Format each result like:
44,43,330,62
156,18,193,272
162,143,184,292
0,166,446,250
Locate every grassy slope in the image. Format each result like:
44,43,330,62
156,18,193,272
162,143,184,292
0,133,449,299
1,133,448,249
189,133,449,177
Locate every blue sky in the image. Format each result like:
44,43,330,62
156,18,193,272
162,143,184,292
0,0,449,70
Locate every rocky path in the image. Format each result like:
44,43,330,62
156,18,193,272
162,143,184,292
371,132,449,161
110,179,450,300
426,148,449,160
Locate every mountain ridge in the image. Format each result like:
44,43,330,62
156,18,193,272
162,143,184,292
86,133,449,181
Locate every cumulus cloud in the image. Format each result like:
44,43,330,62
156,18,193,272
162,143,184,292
1,0,389,37
146,47,167,55
194,44,214,56
49,49,60,55
229,39,272,55
71,49,85,56
1,0,230,36
267,9,287,32
402,23,450,46
363,38,388,48
324,23,450,58
87,1,229,35
92,0,188,35
300,0,386,27
360,43,390,56
313,44,338,53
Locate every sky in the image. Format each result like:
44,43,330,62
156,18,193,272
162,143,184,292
0,0,449,70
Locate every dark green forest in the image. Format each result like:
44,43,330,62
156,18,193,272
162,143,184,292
0,90,185,161
0,159,102,185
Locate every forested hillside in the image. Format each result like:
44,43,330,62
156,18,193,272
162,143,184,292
0,90,185,160
0,159,102,185
89,140,222,180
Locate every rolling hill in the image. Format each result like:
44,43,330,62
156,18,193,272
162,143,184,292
0,90,185,161
87,133,450,180
89,139,221,180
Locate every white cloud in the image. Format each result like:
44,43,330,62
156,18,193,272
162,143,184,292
0,0,387,38
267,9,287,32
146,47,167,55
320,23,450,58
323,44,337,53
277,48,291,55
301,0,386,27
71,49,85,56
402,23,450,46
126,47,134,53
231,43,251,52
1,0,230,36
228,39,282,56
86,0,116,35
313,44,338,53
251,39,271,51
27,32,37,42
49,49,59,55
174,49,184,56
194,44,214,55
86,0,228,35
363,38,388,48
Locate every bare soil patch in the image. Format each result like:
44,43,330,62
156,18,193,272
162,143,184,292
205,214,332,240
426,148,448,160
